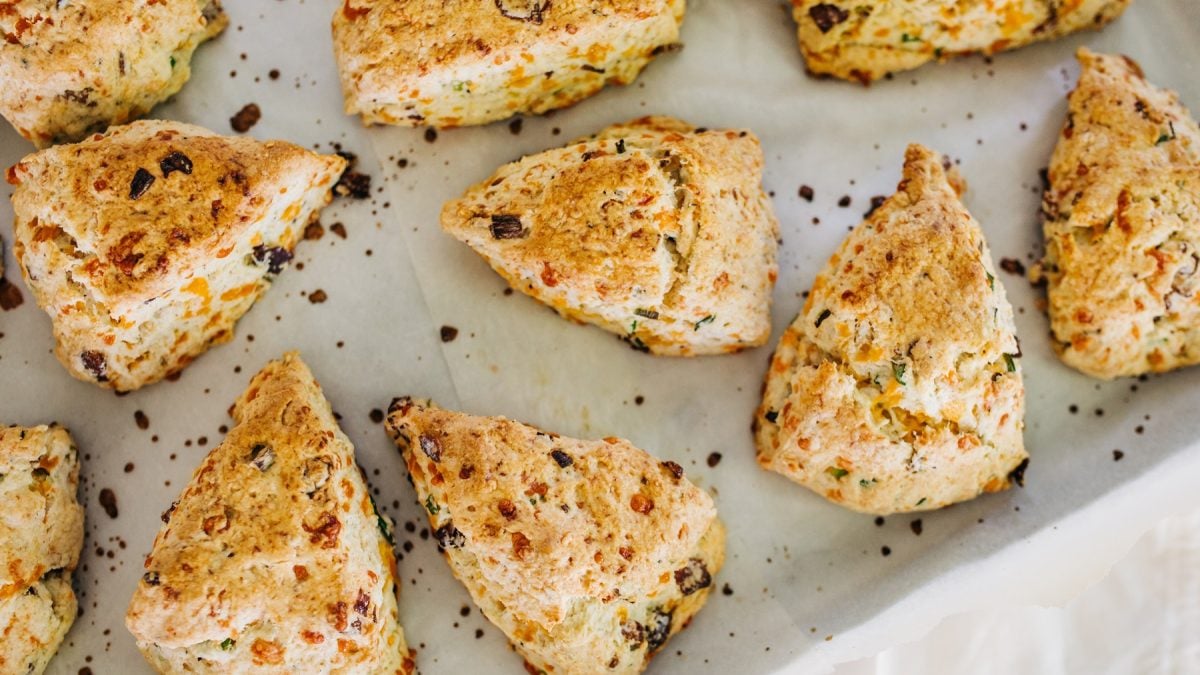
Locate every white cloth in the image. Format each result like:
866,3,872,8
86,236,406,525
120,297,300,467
835,510,1200,674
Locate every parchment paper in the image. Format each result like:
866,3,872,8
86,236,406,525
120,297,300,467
0,1,1197,673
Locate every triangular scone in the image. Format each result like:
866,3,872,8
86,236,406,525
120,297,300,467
755,145,1027,515
126,353,414,674
8,120,347,391
332,0,683,128
441,116,779,355
0,1,226,147
0,424,84,675
791,0,1129,84
1041,49,1200,379
385,398,724,674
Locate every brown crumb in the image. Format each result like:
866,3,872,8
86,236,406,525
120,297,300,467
706,452,722,468
308,289,328,304
1113,449,1124,462
369,409,384,424
0,277,24,310
98,489,119,519
440,326,459,342
304,222,325,240
134,410,149,430
508,118,523,135
424,128,438,143
269,69,280,80
330,222,348,239
230,103,261,133
1000,258,1026,276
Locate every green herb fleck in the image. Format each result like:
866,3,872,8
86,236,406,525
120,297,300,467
826,467,849,480
220,638,235,651
169,56,176,69
694,314,715,331
1156,121,1177,145
451,80,467,92
369,494,394,545
934,47,944,58
986,271,995,290
815,309,832,328
1003,353,1016,372
892,360,907,385
859,479,872,488
901,33,921,43
916,497,927,506
424,495,440,515
764,410,779,424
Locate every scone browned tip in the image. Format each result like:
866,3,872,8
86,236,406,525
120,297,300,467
0,424,84,675
0,0,227,147
332,0,684,128
126,352,415,674
792,0,1130,84
1041,49,1200,379
8,120,347,392
384,397,724,674
440,115,779,356
755,144,1027,515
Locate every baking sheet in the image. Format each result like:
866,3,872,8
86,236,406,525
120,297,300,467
1,1,1198,673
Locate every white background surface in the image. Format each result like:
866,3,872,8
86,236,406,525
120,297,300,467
0,1,1196,673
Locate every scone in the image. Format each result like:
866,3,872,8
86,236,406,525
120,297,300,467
1040,49,1200,379
0,0,227,147
754,144,1027,515
0,424,85,675
126,352,415,674
385,398,724,674
8,120,347,392
331,0,684,127
792,0,1130,84
441,116,779,355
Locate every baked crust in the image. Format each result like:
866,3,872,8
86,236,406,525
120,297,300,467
331,0,684,127
126,352,415,674
440,116,779,355
1041,49,1200,379
9,120,346,391
792,0,1130,84
385,398,724,674
0,424,84,675
0,0,227,147
755,144,1027,515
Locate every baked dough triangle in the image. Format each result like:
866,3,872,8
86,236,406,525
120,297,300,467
441,116,779,356
1041,48,1200,379
126,353,414,674
0,0,226,147
755,144,1027,515
0,425,83,675
8,120,346,391
386,398,724,674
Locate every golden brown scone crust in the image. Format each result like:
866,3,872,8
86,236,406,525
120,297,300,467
1041,49,1200,379
755,145,1028,515
385,398,724,675
0,424,84,675
0,0,226,147
792,0,1130,84
126,352,415,674
9,120,346,391
331,0,684,127
441,116,779,356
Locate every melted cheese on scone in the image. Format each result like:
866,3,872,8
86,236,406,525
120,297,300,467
386,398,724,675
332,0,684,127
755,144,1028,515
792,0,1130,83
0,0,226,147
441,116,779,356
1041,49,1200,379
126,352,415,674
0,424,84,675
8,120,346,392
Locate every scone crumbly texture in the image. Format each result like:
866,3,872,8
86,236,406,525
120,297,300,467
385,398,725,675
8,120,347,392
331,0,684,127
126,352,415,674
754,144,1028,515
0,424,84,675
0,0,227,147
1041,49,1200,379
792,0,1130,84
441,116,779,356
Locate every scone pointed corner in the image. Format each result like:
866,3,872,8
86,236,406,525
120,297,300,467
440,115,779,357
385,398,725,674
755,144,1027,515
1042,49,1200,379
0,0,229,148
126,352,414,674
9,120,347,392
